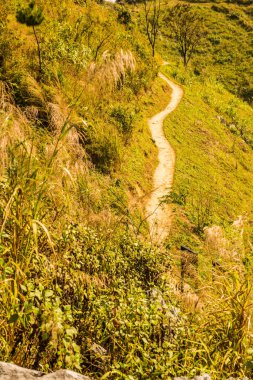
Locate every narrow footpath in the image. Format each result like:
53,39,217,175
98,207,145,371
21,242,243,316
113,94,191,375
146,73,183,243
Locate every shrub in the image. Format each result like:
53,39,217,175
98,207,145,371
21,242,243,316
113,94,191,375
84,125,122,173
110,104,138,138
117,8,132,25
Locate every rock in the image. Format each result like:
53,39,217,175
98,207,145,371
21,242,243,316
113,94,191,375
0,362,44,379
216,115,227,125
90,343,108,361
42,370,90,379
174,376,248,380
0,362,91,380
174,375,211,380
194,375,211,380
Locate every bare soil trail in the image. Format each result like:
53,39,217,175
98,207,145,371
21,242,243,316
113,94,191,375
146,73,183,243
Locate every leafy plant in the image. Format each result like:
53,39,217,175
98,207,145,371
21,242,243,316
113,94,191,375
110,104,138,139
117,8,132,26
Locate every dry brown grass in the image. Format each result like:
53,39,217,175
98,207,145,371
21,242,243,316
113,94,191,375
85,49,136,98
0,81,13,112
204,219,245,273
0,115,31,176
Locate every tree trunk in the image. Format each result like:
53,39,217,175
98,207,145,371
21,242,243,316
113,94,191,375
183,54,187,68
32,25,42,78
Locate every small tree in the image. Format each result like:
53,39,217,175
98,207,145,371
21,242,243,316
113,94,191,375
117,8,132,26
144,0,161,57
16,1,44,75
165,4,205,68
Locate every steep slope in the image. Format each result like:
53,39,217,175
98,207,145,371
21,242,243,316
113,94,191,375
162,65,253,244
160,1,253,104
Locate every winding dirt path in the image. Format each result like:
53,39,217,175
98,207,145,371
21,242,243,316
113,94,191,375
146,73,183,243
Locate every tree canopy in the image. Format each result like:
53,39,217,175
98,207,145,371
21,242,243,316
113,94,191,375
165,4,205,67
16,1,44,27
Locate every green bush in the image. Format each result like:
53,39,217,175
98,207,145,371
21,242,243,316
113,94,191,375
117,8,132,25
110,104,138,138
84,125,122,173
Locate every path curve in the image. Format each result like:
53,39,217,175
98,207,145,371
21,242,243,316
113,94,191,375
146,73,183,243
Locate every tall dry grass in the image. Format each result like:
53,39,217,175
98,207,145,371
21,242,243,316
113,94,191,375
85,49,136,99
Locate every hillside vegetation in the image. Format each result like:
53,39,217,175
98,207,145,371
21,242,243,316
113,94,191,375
0,0,253,379
160,1,253,103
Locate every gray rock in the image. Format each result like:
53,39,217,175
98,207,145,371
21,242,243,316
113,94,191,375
0,362,91,380
42,370,90,379
174,375,211,380
90,343,107,359
194,375,211,380
174,376,248,380
0,362,44,379
216,115,227,125
202,375,211,380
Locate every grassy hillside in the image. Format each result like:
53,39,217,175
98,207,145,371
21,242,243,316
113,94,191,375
162,65,253,233
159,1,253,103
0,0,253,379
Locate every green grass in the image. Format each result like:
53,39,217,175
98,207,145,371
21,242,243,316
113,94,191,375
162,64,253,237
158,1,253,103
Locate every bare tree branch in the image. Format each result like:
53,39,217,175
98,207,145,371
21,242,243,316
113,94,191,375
144,0,161,57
